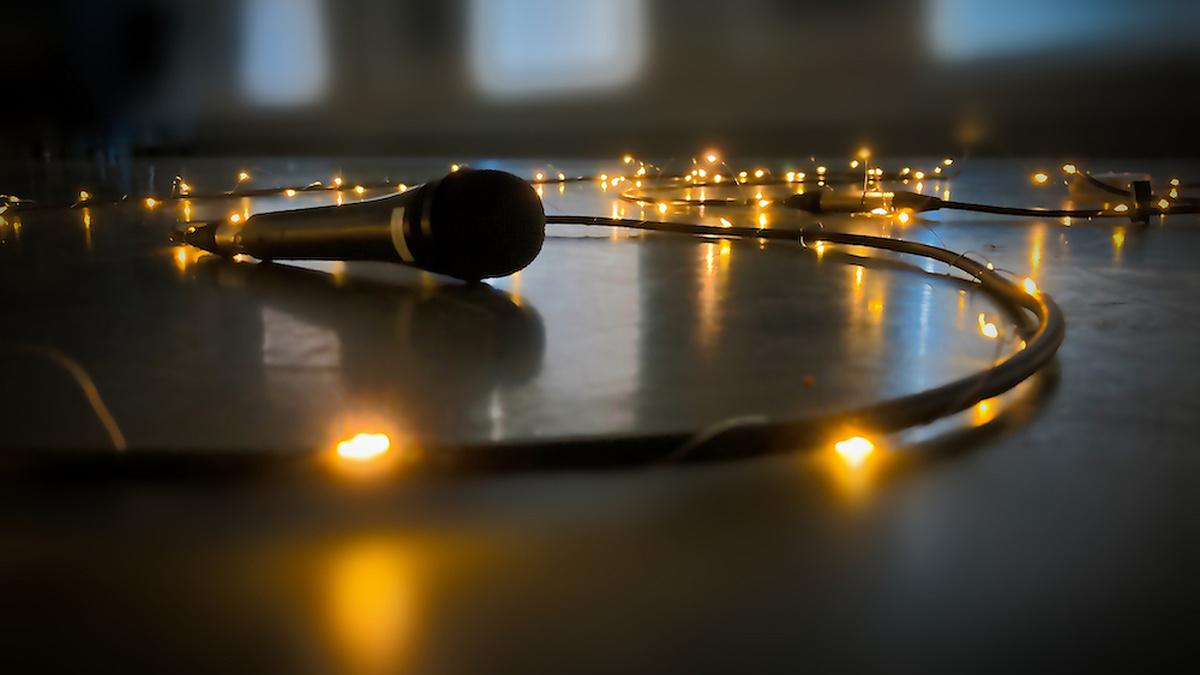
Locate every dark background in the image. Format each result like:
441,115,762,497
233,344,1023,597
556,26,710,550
7,0,1200,159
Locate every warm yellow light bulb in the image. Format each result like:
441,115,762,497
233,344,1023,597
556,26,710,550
1158,198,1170,209
238,172,249,181
336,433,391,462
754,169,765,178
623,155,633,164
451,164,460,172
535,172,544,181
1022,277,1039,295
285,189,296,197
334,176,343,186
144,197,157,208
706,153,717,163
1062,163,1077,174
1113,203,1128,212
897,211,911,224
229,212,241,223
1170,178,1180,186
758,199,771,207
79,190,90,201
835,436,874,468
816,166,826,174
758,213,768,227
558,172,565,180
719,217,733,227
658,203,667,214
943,158,953,166
850,160,859,169
354,185,365,194
858,147,871,159
697,168,707,178
1034,172,1049,184
978,313,999,339
599,173,608,182
398,184,407,192
913,171,925,180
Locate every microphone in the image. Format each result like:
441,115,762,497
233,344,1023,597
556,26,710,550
175,169,545,281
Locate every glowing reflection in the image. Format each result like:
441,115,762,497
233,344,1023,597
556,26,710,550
1022,277,1039,296
1113,226,1125,262
697,240,731,356
82,208,92,249
323,538,416,674
1031,226,1044,271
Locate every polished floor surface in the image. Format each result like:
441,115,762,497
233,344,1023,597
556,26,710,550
1,156,1196,672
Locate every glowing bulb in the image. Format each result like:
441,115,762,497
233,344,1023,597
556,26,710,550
658,203,667,214
636,167,646,177
786,171,796,182
857,147,871,159
901,167,911,175
706,153,717,163
1034,172,1049,184
697,168,707,178
796,172,805,180
229,213,241,223
758,199,771,207
1170,178,1180,186
624,155,633,164
333,176,343,186
1113,203,1128,213
943,158,953,166
285,189,297,197
719,217,733,227
850,160,859,169
611,178,620,187
897,211,911,224
933,167,942,174
713,174,722,183
835,436,874,468
450,164,460,172
600,174,608,182
986,262,994,270
1158,198,1170,209
336,433,391,462
1062,164,1077,174
1169,188,1178,198
144,197,157,208
179,183,190,194
558,173,565,180
978,313,999,339
738,171,748,180
913,171,925,180
398,184,407,192
238,172,250,181
758,213,768,227
535,172,544,181
1023,277,1039,295
79,190,90,201
870,207,889,215
754,169,765,178
354,185,365,194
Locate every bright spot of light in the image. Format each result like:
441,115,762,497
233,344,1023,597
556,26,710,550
1023,277,1040,295
1034,172,1049,184
978,313,999,339
336,433,391,462
835,436,874,469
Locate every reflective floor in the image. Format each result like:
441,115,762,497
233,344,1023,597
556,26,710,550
1,157,1196,672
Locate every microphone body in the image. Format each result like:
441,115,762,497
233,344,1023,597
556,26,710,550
180,169,545,281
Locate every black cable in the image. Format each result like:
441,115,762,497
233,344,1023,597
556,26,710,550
2,215,1064,480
